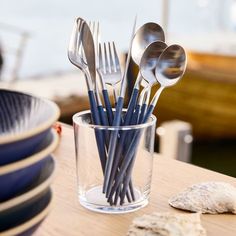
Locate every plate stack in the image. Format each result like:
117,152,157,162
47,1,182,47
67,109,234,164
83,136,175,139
0,89,60,236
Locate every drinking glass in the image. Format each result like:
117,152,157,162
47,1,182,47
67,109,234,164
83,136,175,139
73,110,156,214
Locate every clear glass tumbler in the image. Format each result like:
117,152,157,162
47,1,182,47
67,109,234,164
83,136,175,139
73,110,156,214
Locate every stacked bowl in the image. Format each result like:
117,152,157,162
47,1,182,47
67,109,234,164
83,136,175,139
0,89,60,236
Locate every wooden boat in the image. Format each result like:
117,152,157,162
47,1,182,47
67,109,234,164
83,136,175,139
152,51,236,140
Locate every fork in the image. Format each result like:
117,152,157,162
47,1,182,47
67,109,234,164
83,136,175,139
98,42,122,103
98,41,124,193
68,17,106,172
102,17,137,195
97,42,121,125
88,22,114,127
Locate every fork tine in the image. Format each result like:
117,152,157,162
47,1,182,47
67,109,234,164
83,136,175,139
112,41,121,71
108,42,114,72
98,43,104,72
112,42,120,71
103,42,110,73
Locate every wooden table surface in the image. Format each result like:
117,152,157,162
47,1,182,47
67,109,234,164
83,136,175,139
35,124,236,236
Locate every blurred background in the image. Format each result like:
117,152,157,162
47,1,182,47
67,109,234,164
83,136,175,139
0,0,235,176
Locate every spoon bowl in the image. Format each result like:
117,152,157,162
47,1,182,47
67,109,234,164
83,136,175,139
147,44,187,108
155,44,187,87
140,40,167,86
131,23,165,66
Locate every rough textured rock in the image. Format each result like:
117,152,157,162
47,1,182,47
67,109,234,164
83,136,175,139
169,182,236,214
127,212,206,236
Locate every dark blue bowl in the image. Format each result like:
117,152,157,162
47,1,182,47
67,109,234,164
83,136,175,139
0,188,52,235
0,89,60,165
0,156,55,212
0,130,58,202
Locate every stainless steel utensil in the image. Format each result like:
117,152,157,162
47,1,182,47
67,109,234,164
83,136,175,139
149,44,187,111
68,16,188,207
81,20,96,88
88,21,110,129
108,44,187,202
131,23,165,66
134,40,167,122
98,42,122,105
123,24,166,129
68,18,92,90
103,16,137,194
68,17,107,172
140,40,167,86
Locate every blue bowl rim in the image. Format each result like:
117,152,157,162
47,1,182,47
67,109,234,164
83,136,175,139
0,157,55,211
0,129,59,176
0,190,52,236
0,89,60,145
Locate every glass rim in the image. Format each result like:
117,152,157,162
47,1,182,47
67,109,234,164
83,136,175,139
72,110,157,130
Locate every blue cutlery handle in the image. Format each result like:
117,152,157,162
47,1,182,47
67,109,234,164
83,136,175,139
88,90,106,173
119,156,136,205
109,104,155,197
103,96,124,193
108,132,140,198
138,103,147,124
88,90,101,125
142,104,155,124
106,98,139,197
97,105,109,126
131,104,140,125
97,104,110,148
124,88,139,125
109,104,156,199
112,96,124,126
102,89,113,125
122,104,140,155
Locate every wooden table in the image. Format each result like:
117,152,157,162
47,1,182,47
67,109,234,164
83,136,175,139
35,124,236,236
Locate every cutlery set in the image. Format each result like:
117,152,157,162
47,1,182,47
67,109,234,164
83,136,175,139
68,17,187,206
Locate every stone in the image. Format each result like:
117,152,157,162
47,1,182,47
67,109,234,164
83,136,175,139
169,182,236,214
127,212,206,236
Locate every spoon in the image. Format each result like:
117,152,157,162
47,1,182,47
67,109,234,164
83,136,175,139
131,23,165,66
140,40,167,86
145,43,187,119
106,41,167,201
108,44,187,202
131,40,167,125
121,23,165,131
123,23,165,125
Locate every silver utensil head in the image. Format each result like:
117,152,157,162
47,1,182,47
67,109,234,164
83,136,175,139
140,40,167,86
68,18,86,69
131,22,165,66
80,20,96,84
155,44,187,87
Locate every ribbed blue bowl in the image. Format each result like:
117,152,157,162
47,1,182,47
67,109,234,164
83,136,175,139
0,130,58,202
0,188,52,236
0,89,60,165
0,155,55,212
